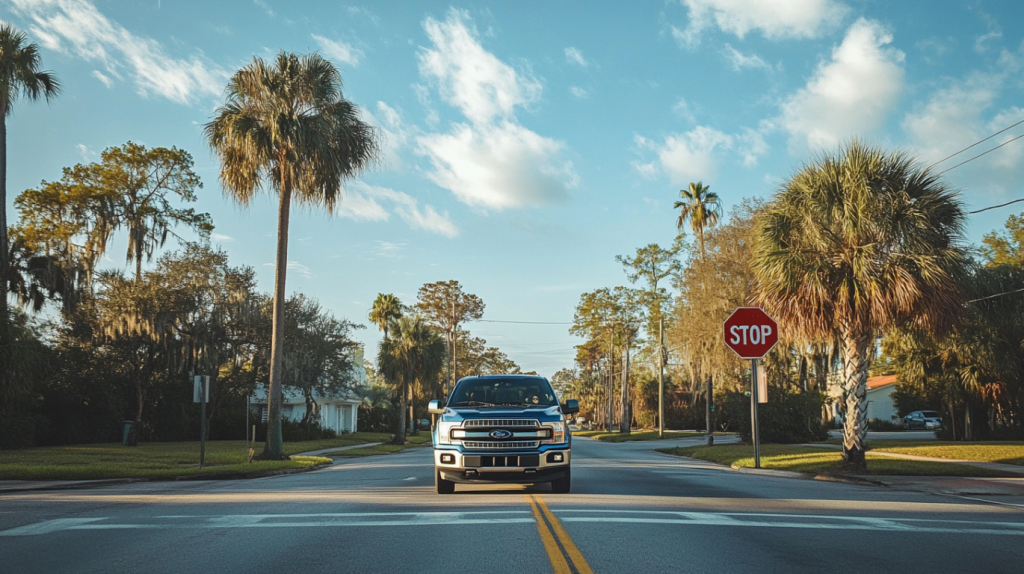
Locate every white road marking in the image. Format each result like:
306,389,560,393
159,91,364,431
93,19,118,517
4,509,1022,537
0,512,532,536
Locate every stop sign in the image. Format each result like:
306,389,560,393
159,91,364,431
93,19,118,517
723,307,778,359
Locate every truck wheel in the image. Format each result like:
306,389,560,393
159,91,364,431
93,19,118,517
551,467,571,494
435,468,455,494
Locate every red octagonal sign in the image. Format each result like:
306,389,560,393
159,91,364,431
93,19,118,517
723,307,779,359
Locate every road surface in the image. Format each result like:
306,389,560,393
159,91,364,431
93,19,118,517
2,436,1023,573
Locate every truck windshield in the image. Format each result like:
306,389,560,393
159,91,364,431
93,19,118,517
449,379,557,407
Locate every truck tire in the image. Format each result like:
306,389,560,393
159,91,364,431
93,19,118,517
435,468,455,494
551,467,571,494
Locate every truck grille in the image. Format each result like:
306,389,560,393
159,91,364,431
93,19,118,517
463,454,541,468
464,419,538,428
463,441,539,449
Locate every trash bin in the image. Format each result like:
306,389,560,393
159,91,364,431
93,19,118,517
122,420,134,445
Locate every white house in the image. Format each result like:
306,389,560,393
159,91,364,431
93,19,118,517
827,374,899,424
252,387,361,434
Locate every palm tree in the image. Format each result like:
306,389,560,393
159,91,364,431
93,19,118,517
674,181,722,444
369,293,404,341
0,23,60,313
752,141,966,468
378,316,446,445
674,181,722,262
204,52,379,459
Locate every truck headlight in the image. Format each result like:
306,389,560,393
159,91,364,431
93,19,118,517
543,422,566,444
436,421,454,444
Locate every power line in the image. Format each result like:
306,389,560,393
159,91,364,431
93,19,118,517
965,286,1024,304
936,132,1024,175
968,197,1024,214
926,116,1024,170
473,319,573,325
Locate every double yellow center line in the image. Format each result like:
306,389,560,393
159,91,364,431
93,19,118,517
526,494,594,574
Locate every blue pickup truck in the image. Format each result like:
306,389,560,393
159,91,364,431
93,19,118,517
428,374,579,495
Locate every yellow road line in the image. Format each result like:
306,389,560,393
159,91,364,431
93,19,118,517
528,495,572,574
533,495,595,574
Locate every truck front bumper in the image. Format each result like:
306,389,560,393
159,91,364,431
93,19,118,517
434,446,570,484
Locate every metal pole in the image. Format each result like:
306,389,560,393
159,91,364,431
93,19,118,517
751,360,760,469
200,376,207,467
658,317,664,438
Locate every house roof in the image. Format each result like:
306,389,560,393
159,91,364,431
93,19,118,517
866,375,898,390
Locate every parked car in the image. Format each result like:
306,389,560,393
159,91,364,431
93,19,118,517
903,410,942,430
417,418,431,431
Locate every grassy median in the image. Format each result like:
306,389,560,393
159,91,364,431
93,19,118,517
573,430,707,442
0,433,394,481
657,444,1015,477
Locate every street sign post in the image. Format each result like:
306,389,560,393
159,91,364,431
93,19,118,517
723,307,778,469
194,375,209,466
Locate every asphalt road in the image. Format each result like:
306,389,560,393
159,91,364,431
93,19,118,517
2,436,1024,574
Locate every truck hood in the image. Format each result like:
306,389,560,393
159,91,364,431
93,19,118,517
440,405,564,424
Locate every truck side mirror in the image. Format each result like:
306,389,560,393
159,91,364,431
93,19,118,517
428,399,445,414
562,399,579,415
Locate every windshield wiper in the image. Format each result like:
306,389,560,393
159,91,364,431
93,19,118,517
451,401,496,407
497,402,545,407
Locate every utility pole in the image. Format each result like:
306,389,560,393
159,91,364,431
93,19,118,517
607,330,614,431
707,372,715,446
658,317,664,438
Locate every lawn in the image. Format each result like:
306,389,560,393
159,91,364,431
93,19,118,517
573,430,707,442
657,444,1014,477
0,433,394,481
325,433,433,457
865,441,1024,466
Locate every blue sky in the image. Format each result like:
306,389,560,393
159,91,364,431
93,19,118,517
3,0,1024,376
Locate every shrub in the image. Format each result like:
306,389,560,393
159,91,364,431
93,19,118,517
716,387,828,444
867,418,904,431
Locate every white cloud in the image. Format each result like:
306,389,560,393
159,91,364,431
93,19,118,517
75,143,95,161
90,69,112,87
672,98,696,122
418,121,576,210
211,233,235,243
777,19,904,152
416,10,578,211
635,127,735,183
418,9,540,125
676,0,848,46
340,182,459,237
360,101,409,170
569,86,588,99
10,0,226,105
312,34,362,67
723,44,772,72
264,260,313,278
565,47,588,67
902,72,1024,192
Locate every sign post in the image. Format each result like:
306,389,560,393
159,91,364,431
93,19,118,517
723,307,778,469
194,375,209,466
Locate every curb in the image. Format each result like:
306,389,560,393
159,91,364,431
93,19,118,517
0,478,148,494
727,463,884,486
173,461,333,481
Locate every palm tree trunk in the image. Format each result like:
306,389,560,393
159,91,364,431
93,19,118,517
706,374,714,445
840,330,872,468
261,184,292,460
393,377,408,445
0,112,8,315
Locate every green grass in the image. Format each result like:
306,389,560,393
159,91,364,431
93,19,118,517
657,444,1014,477
575,430,707,442
865,441,1024,466
0,435,393,481
326,435,433,457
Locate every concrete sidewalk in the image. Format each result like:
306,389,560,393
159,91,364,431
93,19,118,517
0,478,145,494
292,442,385,457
